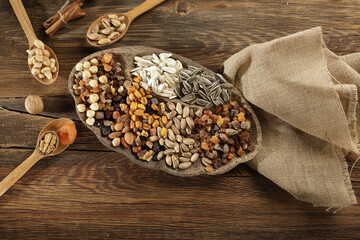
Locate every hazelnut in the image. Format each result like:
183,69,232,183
25,95,44,114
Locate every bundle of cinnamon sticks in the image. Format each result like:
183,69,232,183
43,0,86,37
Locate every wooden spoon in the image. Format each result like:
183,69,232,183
87,0,167,47
0,118,74,197
9,0,59,85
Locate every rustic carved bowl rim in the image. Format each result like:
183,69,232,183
68,46,262,177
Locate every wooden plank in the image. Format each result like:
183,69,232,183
1,0,360,238
0,96,79,120
0,148,359,239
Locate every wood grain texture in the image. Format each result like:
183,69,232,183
0,0,360,239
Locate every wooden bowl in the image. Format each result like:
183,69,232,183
68,46,262,177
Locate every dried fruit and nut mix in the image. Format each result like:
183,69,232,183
73,53,255,172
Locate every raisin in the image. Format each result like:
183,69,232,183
153,142,161,152
100,125,111,137
104,110,112,120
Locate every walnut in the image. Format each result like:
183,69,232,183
25,95,43,114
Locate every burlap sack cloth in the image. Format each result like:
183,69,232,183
222,27,360,209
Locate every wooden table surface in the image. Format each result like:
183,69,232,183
1,0,360,239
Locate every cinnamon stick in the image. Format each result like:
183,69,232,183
43,0,83,28
46,4,80,37
43,0,86,37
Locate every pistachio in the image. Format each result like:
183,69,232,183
179,162,191,170
98,38,111,45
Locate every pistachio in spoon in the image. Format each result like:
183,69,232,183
86,0,167,47
87,14,129,46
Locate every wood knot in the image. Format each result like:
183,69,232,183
176,1,189,14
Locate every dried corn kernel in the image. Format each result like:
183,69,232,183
161,116,168,124
143,123,151,130
146,140,153,149
137,104,146,110
134,109,144,116
148,116,154,125
210,136,221,144
130,102,137,111
238,112,245,122
129,93,135,101
133,76,142,83
159,102,166,113
130,120,135,129
160,127,167,137
135,121,142,129
133,82,139,89
139,88,146,96
141,130,149,137
140,97,147,105
120,103,128,111
151,104,159,111
129,109,135,115
128,86,136,93
131,114,137,122
143,113,150,119
152,120,160,128
134,90,142,99
153,114,160,119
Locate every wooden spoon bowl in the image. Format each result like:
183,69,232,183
87,0,166,47
0,118,74,197
10,0,59,85
68,46,262,177
86,13,130,47
28,44,59,85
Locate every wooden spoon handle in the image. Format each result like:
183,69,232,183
126,0,167,22
9,0,38,46
0,150,44,197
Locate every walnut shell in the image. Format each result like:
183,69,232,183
25,95,44,114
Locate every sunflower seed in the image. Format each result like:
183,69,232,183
183,138,195,145
191,153,200,163
185,117,194,129
173,118,181,130
181,94,196,103
166,155,172,166
180,71,191,79
193,82,199,93
171,124,180,135
197,77,212,85
188,66,198,71
216,73,227,83
182,81,192,92
166,102,176,111
219,83,233,89
196,99,211,106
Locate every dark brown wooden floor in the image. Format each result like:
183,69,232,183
0,0,359,239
